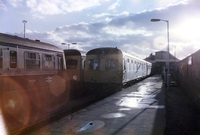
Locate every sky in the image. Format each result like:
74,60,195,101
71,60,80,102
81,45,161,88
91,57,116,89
0,0,200,60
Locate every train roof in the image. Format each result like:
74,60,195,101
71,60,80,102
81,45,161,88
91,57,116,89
0,33,63,52
86,47,151,65
87,47,122,55
122,51,152,64
64,49,86,56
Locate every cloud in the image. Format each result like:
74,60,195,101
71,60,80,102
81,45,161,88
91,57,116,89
26,0,63,15
0,0,23,10
93,11,130,18
9,0,200,60
26,0,111,15
108,0,120,10
0,1,7,10
103,26,152,37
8,0,23,7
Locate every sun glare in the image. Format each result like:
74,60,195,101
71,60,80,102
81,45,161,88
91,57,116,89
174,18,200,41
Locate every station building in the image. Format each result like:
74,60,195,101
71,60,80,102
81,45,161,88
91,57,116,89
145,51,180,75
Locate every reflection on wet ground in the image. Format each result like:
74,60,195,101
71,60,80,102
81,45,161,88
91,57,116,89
116,81,164,109
101,113,126,119
22,75,166,135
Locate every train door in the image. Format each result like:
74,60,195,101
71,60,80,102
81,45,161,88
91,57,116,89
2,47,19,74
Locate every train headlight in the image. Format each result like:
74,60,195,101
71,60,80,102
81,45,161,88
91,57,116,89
73,75,78,80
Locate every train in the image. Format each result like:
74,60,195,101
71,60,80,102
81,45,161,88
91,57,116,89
63,49,86,98
175,49,200,107
0,33,71,134
84,47,152,94
0,33,152,134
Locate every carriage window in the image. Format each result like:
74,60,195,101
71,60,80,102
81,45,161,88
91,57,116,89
10,51,17,68
88,59,100,70
0,49,2,69
43,54,55,70
25,52,40,69
66,59,77,69
106,59,118,70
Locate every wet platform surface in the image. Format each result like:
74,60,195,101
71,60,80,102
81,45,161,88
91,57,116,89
26,75,166,135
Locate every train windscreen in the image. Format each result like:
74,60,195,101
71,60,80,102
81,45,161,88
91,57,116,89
66,59,78,69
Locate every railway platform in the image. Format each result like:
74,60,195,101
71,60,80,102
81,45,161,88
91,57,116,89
6,74,199,135
25,75,166,135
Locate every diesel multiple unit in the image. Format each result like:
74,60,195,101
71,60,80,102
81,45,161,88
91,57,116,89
0,33,152,134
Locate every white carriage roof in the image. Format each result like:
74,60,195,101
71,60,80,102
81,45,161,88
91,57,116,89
122,51,151,64
0,33,63,52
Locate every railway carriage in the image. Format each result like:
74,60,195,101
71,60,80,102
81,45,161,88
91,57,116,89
0,33,70,134
84,47,152,95
122,51,152,84
64,49,86,98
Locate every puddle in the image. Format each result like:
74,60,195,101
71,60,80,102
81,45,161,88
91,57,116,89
118,108,131,111
127,93,156,98
140,99,157,104
149,105,165,109
101,113,126,119
116,96,158,109
75,120,105,134
144,82,155,87
117,98,150,108
137,86,148,94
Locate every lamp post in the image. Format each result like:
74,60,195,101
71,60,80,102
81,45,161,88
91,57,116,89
62,42,77,49
68,43,77,49
151,19,170,89
22,20,27,38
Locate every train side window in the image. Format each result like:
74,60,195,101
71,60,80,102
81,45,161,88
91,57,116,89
0,49,2,69
10,51,17,68
25,52,40,69
88,59,100,70
43,54,55,70
66,59,77,69
105,59,118,70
